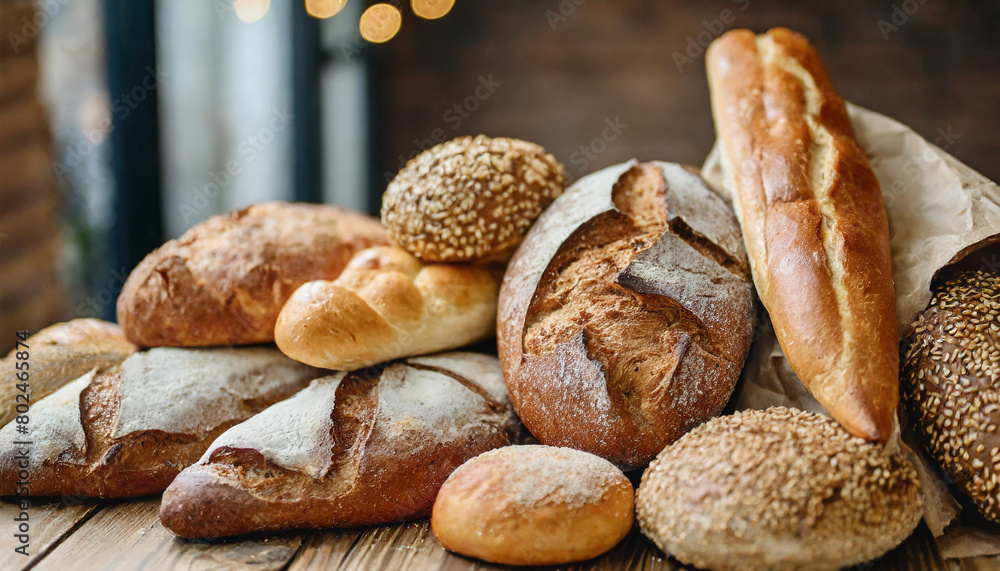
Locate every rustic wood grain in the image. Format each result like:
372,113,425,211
0,497,100,570
33,500,304,571
0,498,977,570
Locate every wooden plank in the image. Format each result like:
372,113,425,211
34,500,304,571
0,497,100,570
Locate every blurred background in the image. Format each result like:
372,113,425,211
1,0,999,348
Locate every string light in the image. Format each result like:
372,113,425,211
359,4,402,44
305,0,348,19
411,0,454,20
233,0,271,22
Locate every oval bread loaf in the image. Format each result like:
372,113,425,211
381,135,566,263
116,202,389,347
432,445,633,566
903,270,1000,521
636,407,924,571
160,352,517,538
498,160,755,469
0,319,136,427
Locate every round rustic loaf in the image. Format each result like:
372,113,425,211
117,202,389,347
497,160,755,469
902,269,1000,521
380,135,565,263
431,445,633,565
636,407,924,571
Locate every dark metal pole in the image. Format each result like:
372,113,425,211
291,1,323,203
103,0,164,321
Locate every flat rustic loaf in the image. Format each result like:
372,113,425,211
0,319,135,427
160,352,517,538
116,202,389,347
0,346,322,497
498,161,755,469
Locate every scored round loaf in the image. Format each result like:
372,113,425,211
0,319,136,427
497,160,755,469
902,270,1000,521
636,407,924,571
381,135,566,263
431,445,633,566
116,202,389,347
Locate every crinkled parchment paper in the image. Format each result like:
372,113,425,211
701,103,1000,559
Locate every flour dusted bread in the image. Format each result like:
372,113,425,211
498,160,755,469
707,28,899,441
160,352,516,538
0,319,135,427
275,246,498,371
116,202,389,347
432,445,633,566
0,346,321,497
636,408,923,571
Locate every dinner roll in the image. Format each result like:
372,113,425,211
381,135,565,263
636,408,923,571
431,445,633,566
903,270,1000,521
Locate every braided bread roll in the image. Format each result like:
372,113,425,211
275,246,498,371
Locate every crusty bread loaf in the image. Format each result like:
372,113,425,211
498,160,755,470
0,346,321,497
381,135,566,263
0,319,135,427
432,445,634,566
160,352,516,538
902,270,1000,521
636,408,923,571
116,202,389,347
706,28,899,441
275,246,498,371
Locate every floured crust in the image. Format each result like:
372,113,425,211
636,408,923,570
116,202,389,347
497,161,755,469
0,319,136,427
275,246,498,370
159,352,516,538
0,347,322,497
431,445,634,565
706,28,898,441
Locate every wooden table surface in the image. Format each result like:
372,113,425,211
0,498,997,571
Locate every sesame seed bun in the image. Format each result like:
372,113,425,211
381,135,566,263
636,407,923,571
903,270,1000,521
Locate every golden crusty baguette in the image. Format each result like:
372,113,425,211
275,246,498,371
706,28,898,441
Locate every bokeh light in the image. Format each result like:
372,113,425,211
360,4,402,44
411,0,455,20
305,0,349,19
233,0,271,22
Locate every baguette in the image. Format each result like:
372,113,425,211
0,346,321,497
275,246,498,371
0,319,136,427
116,202,390,347
706,28,898,441
160,352,516,538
